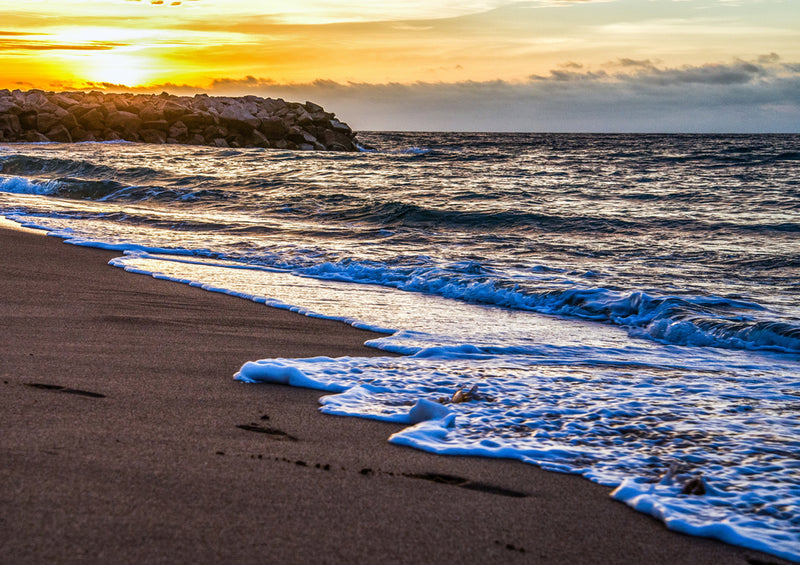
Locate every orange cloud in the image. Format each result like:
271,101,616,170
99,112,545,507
0,0,798,96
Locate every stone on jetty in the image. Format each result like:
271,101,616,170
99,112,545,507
0,89,360,151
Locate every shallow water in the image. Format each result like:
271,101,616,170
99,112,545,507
2,133,799,560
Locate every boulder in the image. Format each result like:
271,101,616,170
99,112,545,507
139,104,163,123
0,113,21,135
45,124,72,143
162,100,188,121
78,108,106,130
37,112,63,133
167,120,188,142
203,125,227,141
0,100,22,114
51,94,79,109
18,110,38,130
219,104,259,130
68,126,89,141
250,129,270,148
24,91,48,109
23,130,50,142
139,129,167,144
294,107,313,126
180,112,215,129
329,119,352,134
59,112,79,131
322,129,356,151
0,89,359,151
106,110,142,133
258,117,288,139
67,103,95,118
112,97,135,112
142,120,169,132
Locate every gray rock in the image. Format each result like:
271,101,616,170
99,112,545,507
259,117,288,139
138,104,162,123
45,124,72,143
24,130,50,142
37,112,62,133
181,112,215,129
0,113,21,135
219,104,259,130
78,108,106,130
162,100,188,121
294,107,313,126
51,94,79,109
68,126,89,141
18,110,38,130
329,119,352,134
59,112,79,131
142,120,169,132
140,129,167,144
0,89,359,151
168,120,188,142
106,110,142,132
250,129,270,148
0,100,22,114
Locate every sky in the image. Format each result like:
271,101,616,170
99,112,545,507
0,0,798,132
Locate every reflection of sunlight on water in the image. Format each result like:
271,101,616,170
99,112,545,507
114,253,791,376
113,252,644,354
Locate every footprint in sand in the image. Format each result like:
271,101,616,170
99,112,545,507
25,382,106,398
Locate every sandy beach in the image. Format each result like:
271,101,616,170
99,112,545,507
0,225,788,564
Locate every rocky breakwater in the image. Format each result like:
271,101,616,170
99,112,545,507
0,89,360,151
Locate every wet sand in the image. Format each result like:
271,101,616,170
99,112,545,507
0,226,787,564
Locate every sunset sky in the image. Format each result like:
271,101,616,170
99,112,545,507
1,0,798,132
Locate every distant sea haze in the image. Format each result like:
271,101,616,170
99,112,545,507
1,133,799,562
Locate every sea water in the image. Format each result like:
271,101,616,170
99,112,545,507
1,133,798,561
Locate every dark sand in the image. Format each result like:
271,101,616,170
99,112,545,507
0,225,788,564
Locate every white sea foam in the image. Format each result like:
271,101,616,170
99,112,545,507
93,252,800,562
0,175,59,195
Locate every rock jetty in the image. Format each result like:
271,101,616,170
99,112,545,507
0,89,360,151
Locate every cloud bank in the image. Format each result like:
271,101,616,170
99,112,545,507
80,55,799,133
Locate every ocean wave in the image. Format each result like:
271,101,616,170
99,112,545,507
0,173,142,201
298,259,800,354
0,154,127,180
0,175,60,195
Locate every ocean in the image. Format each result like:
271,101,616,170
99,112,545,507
1,133,798,561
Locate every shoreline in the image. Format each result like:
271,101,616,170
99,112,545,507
0,225,788,564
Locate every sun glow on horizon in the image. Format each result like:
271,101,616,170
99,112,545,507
41,27,162,88
0,0,797,132
81,50,157,87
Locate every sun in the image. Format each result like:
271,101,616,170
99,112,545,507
47,27,161,88
82,51,155,87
